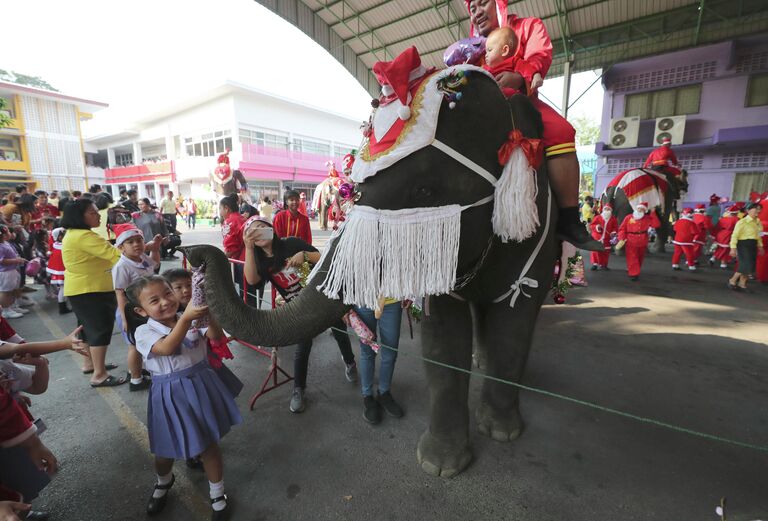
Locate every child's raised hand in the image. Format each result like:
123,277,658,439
182,304,209,322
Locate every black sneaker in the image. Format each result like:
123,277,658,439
363,395,381,424
130,377,151,392
186,457,203,470
590,264,598,271
377,391,404,418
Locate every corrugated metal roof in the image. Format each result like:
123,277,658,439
256,0,768,97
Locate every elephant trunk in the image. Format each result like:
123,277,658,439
182,241,349,347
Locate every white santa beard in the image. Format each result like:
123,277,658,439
314,204,462,309
632,211,645,220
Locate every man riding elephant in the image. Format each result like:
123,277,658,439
460,0,602,252
644,136,681,179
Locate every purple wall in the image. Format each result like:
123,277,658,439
595,37,768,205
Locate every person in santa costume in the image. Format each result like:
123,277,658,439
692,203,713,262
460,0,602,252
643,136,681,178
753,192,768,283
589,203,617,270
617,202,661,281
709,205,740,269
482,27,538,98
671,208,698,271
45,227,70,315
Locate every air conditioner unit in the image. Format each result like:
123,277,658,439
607,117,640,149
654,115,686,145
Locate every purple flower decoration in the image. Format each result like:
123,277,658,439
338,182,356,200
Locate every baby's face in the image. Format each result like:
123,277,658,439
485,35,510,67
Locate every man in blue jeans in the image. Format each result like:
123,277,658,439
354,300,405,424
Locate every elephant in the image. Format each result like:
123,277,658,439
602,168,688,253
183,70,559,478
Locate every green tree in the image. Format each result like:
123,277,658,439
572,115,601,146
0,69,58,91
0,97,11,128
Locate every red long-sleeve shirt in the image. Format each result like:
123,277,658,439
644,146,678,168
222,212,246,260
272,210,312,245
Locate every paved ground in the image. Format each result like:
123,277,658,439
14,220,768,521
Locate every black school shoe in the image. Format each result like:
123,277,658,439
210,496,230,521
363,395,381,424
129,377,151,392
377,391,404,418
146,474,175,515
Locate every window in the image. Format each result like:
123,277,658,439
239,129,290,150
0,136,23,161
732,172,768,201
293,137,330,156
746,73,768,107
624,84,701,119
115,152,133,166
333,144,356,157
184,130,231,157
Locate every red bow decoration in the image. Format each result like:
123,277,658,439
207,337,234,369
750,191,768,203
498,129,542,169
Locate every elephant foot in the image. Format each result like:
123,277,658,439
416,431,472,478
475,402,523,442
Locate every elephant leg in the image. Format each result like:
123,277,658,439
475,300,534,442
417,294,473,478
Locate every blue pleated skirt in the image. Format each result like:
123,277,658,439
148,362,243,460
213,362,244,398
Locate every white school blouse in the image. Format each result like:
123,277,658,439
134,316,208,375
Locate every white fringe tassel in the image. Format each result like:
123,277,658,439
315,205,462,309
492,147,539,243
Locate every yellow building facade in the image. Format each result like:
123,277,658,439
0,81,106,192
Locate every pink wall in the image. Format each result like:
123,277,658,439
238,144,345,183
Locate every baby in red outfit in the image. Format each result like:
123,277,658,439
483,27,540,98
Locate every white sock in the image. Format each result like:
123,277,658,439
153,472,173,498
131,377,144,385
209,480,226,511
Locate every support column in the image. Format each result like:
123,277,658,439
133,142,142,165
561,60,573,119
107,147,116,168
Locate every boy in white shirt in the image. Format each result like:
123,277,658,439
112,223,162,391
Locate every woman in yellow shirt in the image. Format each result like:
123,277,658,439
62,198,124,387
728,202,764,291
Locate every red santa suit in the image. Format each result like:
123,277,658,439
643,143,680,177
46,239,65,285
589,208,618,268
672,210,698,269
483,55,539,98
273,210,312,245
711,209,739,267
462,1,577,158
618,204,661,279
692,206,713,261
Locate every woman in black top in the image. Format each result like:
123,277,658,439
243,217,356,413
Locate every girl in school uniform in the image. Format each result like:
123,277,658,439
125,275,242,520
